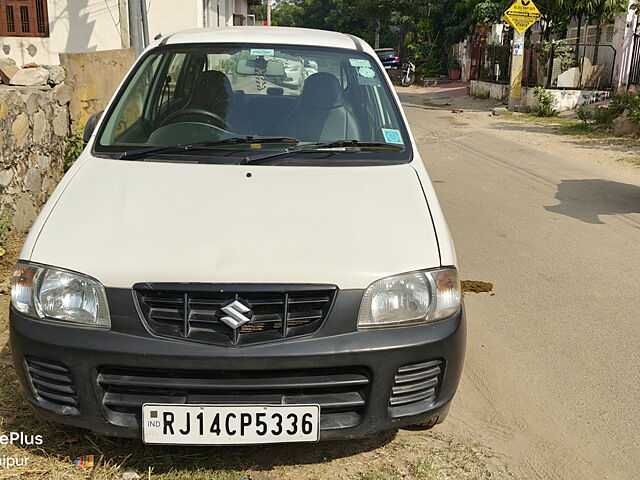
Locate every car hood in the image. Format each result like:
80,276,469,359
28,158,441,289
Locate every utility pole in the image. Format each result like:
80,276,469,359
503,0,541,111
128,0,144,56
508,30,525,111
266,0,272,26
140,0,150,50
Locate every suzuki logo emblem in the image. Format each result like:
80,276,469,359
220,300,253,330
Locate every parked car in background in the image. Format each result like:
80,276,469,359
375,48,401,70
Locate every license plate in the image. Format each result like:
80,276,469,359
142,404,320,445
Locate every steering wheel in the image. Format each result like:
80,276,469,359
161,108,227,129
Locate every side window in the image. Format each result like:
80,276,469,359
157,53,188,113
101,55,162,144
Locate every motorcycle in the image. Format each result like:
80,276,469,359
401,61,416,87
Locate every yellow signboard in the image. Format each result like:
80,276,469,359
503,0,542,34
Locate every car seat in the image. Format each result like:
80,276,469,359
188,70,250,133
285,72,360,142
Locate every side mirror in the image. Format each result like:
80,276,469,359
83,110,104,146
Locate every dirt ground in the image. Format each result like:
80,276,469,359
0,243,497,477
397,83,640,480
1,83,639,479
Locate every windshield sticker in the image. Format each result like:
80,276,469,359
382,128,404,145
250,48,274,57
349,58,371,67
358,67,376,78
357,77,381,86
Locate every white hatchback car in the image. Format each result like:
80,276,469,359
10,27,465,445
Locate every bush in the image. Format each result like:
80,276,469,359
447,57,461,70
582,92,640,128
533,87,557,117
610,92,639,114
576,105,593,124
593,105,617,125
609,91,640,126
0,210,13,248
64,129,84,171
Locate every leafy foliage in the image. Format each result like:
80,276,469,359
574,92,640,131
535,39,576,73
64,129,84,171
533,87,557,117
448,57,462,70
0,210,12,248
273,0,633,75
274,0,483,74
609,92,640,125
576,105,593,123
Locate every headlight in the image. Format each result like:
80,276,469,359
11,262,110,328
357,267,461,329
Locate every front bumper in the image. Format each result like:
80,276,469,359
10,288,465,440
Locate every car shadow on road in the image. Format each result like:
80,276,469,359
545,179,640,224
0,340,395,476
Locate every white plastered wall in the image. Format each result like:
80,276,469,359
0,0,123,65
0,0,246,66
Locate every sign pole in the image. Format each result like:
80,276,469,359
503,0,541,111
508,30,525,111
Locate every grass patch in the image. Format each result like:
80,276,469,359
353,437,500,480
508,113,578,127
557,122,597,137
617,155,640,166
502,113,640,143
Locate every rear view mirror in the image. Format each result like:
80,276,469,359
236,59,286,77
83,110,104,146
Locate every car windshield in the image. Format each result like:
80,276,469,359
95,44,411,163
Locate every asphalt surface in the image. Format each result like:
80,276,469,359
398,87,640,480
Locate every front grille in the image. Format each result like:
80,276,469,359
24,357,79,414
98,366,369,430
389,360,442,418
134,284,337,346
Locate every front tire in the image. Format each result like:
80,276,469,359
401,73,415,87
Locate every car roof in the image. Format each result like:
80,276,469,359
153,27,365,52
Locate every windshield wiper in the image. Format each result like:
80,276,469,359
119,136,299,161
241,140,405,165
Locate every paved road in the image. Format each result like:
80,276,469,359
398,88,640,480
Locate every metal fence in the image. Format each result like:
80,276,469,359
475,42,616,90
477,45,511,84
628,35,640,88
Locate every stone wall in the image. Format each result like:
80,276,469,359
60,49,135,129
470,80,611,111
0,83,71,232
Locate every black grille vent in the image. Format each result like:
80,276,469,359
389,360,442,418
25,357,79,413
134,284,337,346
98,366,369,430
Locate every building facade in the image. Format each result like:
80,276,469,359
0,0,258,66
